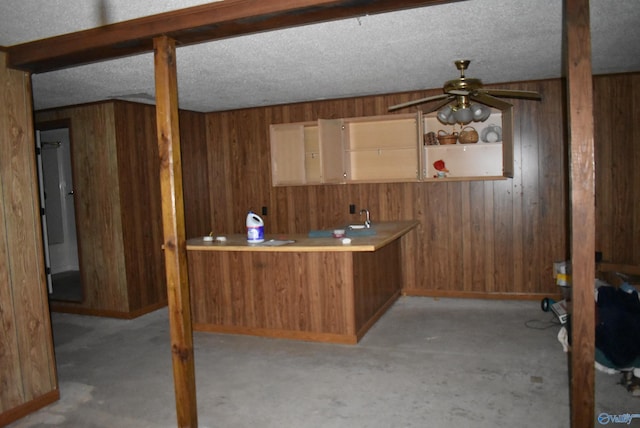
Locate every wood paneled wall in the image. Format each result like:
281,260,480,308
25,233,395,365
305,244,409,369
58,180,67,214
35,101,168,317
113,101,167,311
182,78,578,298
0,52,58,426
178,109,209,239
593,73,640,265
37,103,129,314
28,73,639,317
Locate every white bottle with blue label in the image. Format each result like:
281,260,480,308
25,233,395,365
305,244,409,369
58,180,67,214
246,211,265,243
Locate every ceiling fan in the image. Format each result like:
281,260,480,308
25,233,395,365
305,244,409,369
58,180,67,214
388,60,542,124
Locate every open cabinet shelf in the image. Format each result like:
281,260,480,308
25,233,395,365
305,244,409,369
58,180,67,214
422,107,513,181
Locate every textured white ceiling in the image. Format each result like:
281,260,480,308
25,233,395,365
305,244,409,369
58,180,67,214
1,0,639,113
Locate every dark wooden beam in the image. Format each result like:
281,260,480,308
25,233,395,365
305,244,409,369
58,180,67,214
565,0,595,426
154,35,198,427
7,0,454,73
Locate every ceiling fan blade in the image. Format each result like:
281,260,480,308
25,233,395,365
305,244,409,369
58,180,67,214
471,92,513,110
480,88,542,101
388,94,451,112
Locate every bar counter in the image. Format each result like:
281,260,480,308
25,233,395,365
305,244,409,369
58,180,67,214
186,221,418,344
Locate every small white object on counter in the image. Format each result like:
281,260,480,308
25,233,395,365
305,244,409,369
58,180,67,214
215,236,227,242
332,229,345,238
341,238,351,245
203,236,214,242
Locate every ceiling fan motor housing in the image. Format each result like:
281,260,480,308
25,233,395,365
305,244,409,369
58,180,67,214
444,78,483,95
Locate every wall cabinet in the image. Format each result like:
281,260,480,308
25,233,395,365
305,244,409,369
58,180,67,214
422,107,513,180
270,114,420,185
270,122,315,185
270,107,513,186
343,115,420,182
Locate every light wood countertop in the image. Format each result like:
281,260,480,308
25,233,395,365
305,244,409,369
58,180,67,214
186,220,418,253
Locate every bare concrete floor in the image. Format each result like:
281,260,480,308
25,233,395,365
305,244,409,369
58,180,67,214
8,297,639,427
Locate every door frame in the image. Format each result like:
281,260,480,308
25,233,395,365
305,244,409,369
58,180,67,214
35,130,53,294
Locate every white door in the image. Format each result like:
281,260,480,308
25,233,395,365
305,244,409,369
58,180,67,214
36,128,80,294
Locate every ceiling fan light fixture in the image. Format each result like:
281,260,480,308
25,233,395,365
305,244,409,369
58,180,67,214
437,105,453,122
436,100,492,125
471,103,492,121
453,106,473,124
389,60,541,118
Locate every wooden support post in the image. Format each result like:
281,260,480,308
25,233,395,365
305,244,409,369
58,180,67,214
153,35,198,427
565,0,595,426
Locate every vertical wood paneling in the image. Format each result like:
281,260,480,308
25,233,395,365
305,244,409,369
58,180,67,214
492,179,515,293
594,73,640,265
36,100,174,316
196,82,571,298
482,181,496,291
594,76,614,259
460,182,472,291
537,80,568,292
0,54,29,413
468,181,486,291
422,182,451,291
180,109,210,238
353,240,401,334
36,104,129,313
519,86,543,292
205,110,234,233
181,75,637,299
113,101,167,311
0,164,23,411
188,251,355,336
4,71,56,394
446,183,463,288
0,51,58,424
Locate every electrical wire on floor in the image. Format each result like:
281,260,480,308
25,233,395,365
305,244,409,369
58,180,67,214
524,315,561,330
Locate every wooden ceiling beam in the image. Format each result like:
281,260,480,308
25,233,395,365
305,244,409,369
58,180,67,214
7,0,454,73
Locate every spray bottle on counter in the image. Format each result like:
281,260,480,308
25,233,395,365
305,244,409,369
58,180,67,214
246,211,265,244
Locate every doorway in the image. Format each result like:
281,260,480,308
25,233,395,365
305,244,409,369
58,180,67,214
36,124,83,302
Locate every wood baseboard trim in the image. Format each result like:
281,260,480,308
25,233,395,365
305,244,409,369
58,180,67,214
0,389,60,427
49,301,168,319
402,289,564,301
193,324,358,345
128,301,169,318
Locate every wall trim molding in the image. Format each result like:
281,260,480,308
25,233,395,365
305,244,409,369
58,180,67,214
403,289,563,302
0,389,60,427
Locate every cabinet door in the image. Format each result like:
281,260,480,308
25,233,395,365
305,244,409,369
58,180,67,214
343,114,420,182
270,123,307,186
303,125,322,184
319,119,345,184
500,106,514,178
